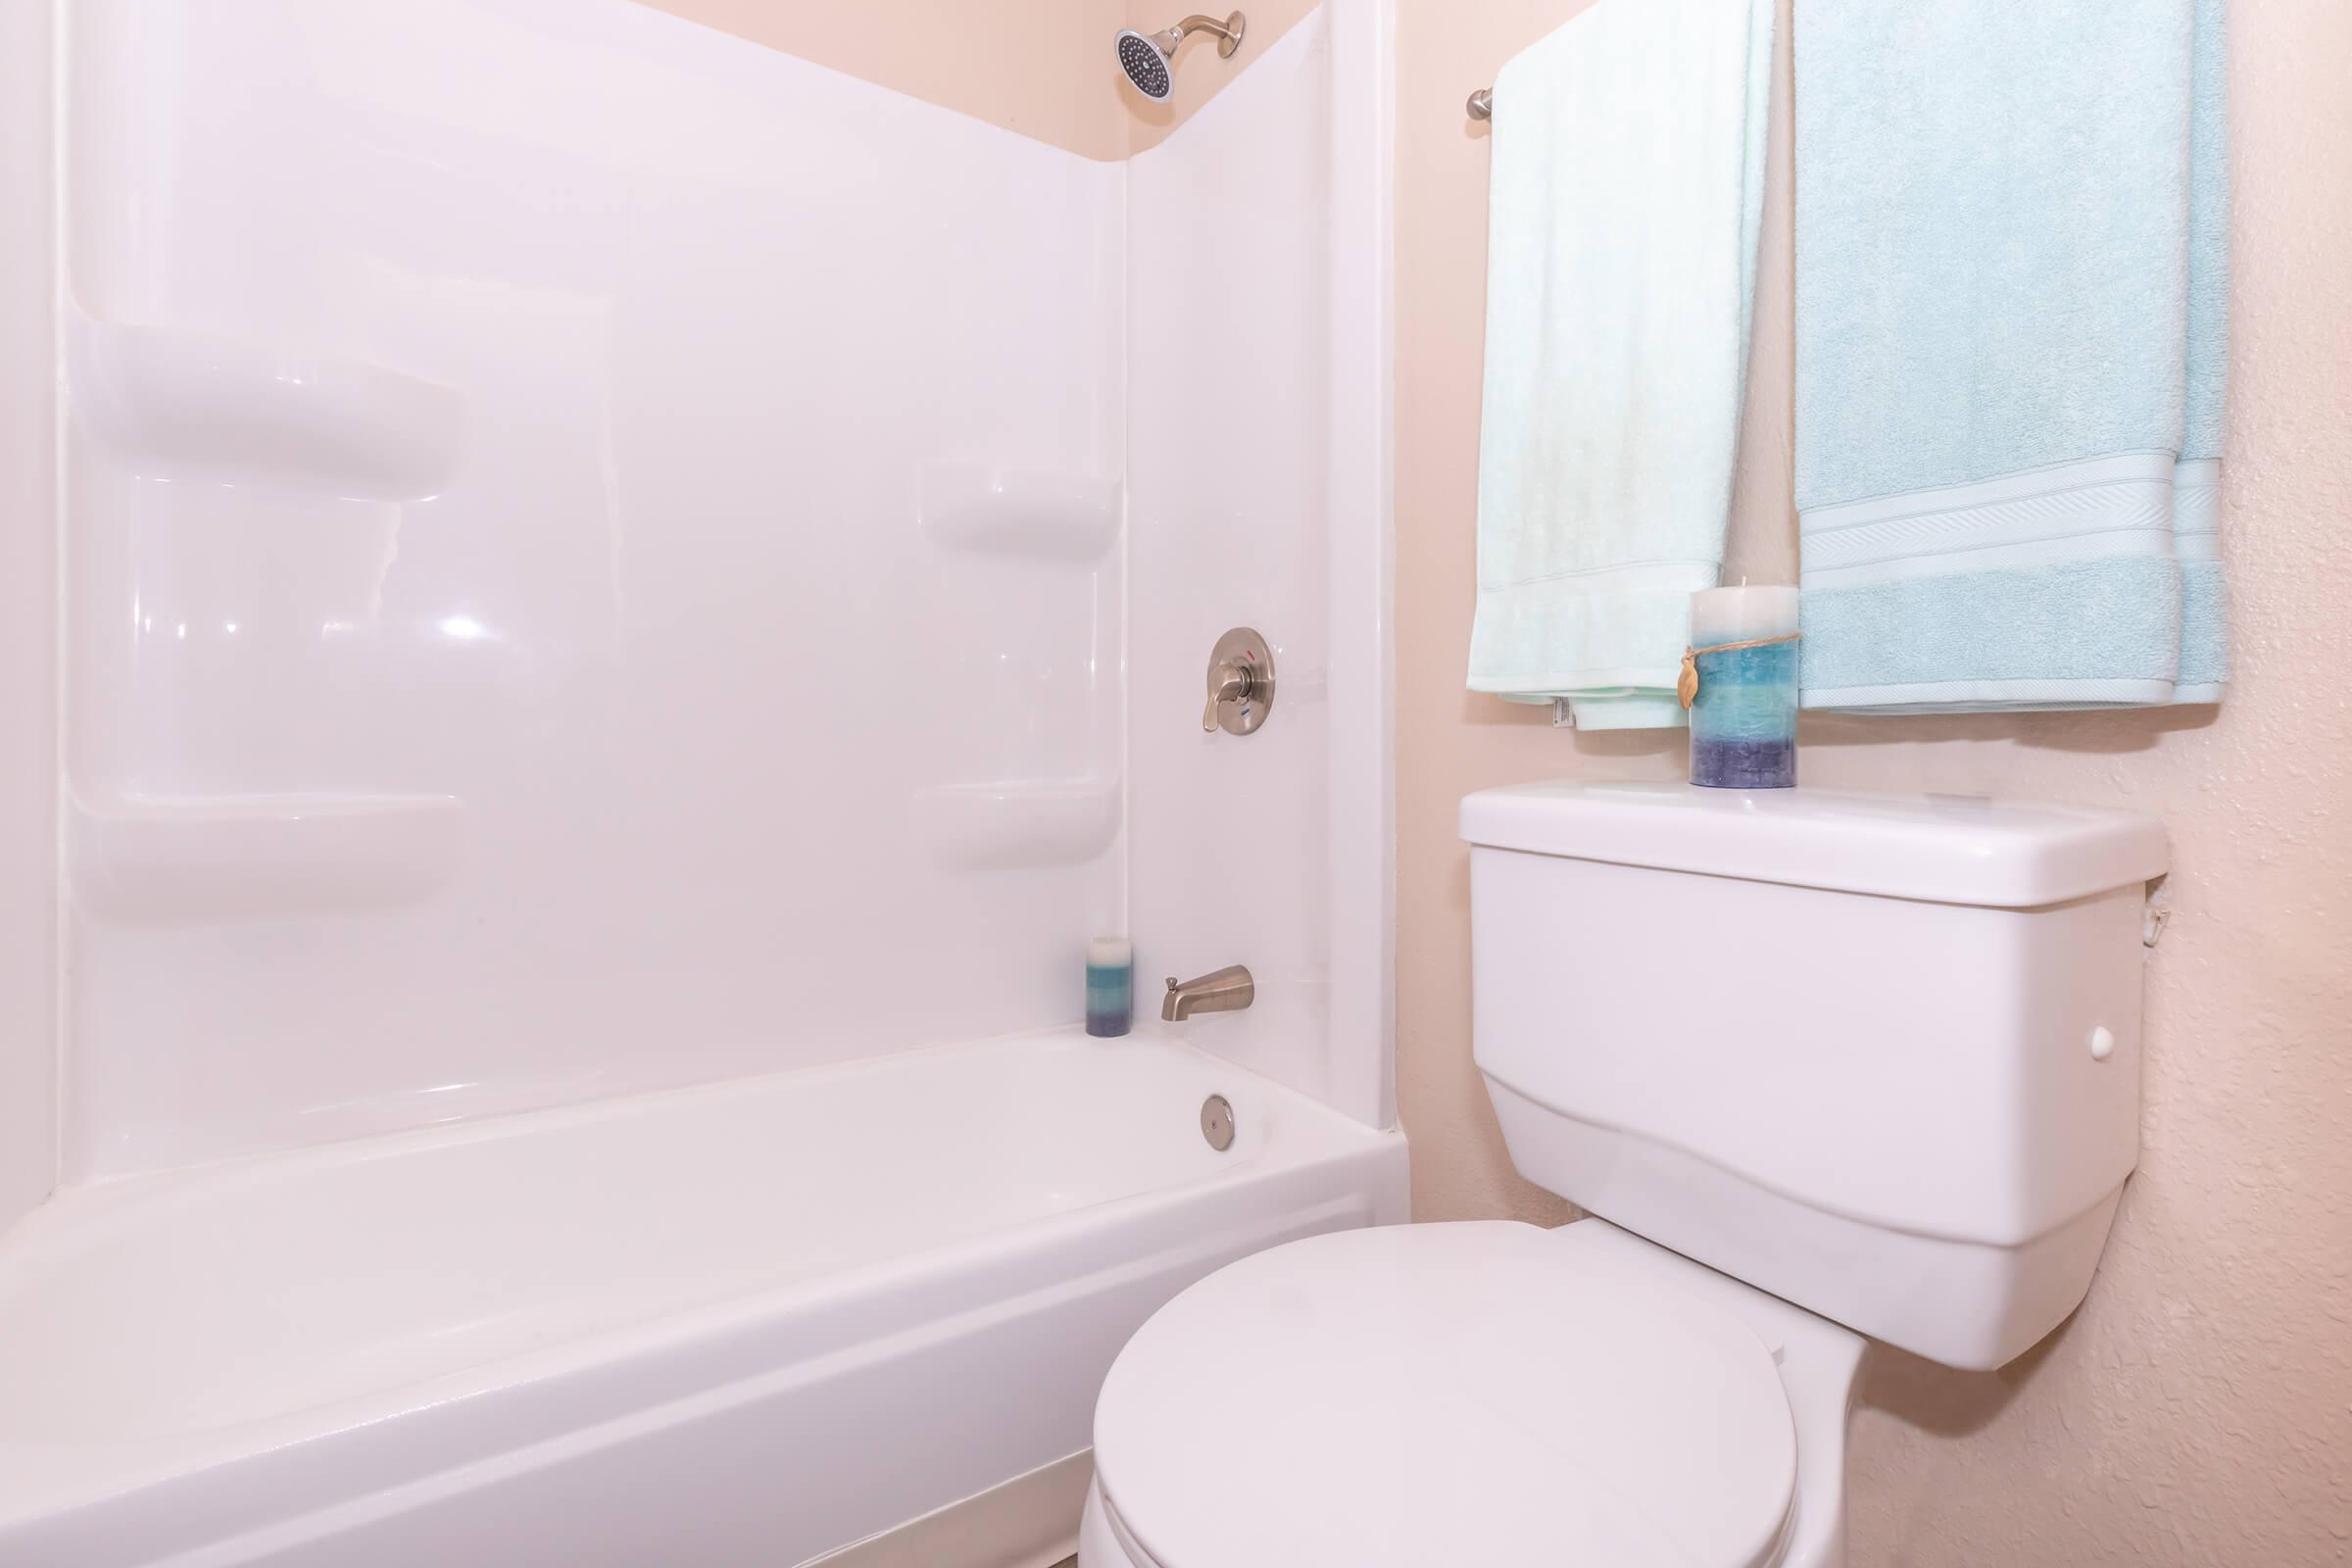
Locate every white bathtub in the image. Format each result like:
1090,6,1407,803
0,1030,1407,1566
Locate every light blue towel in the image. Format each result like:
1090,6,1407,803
1794,1,2230,712
2175,0,2231,703
1468,0,1775,729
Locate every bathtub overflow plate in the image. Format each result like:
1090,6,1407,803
1200,1094,1236,1152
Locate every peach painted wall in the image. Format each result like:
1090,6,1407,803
1396,0,2352,1562
1122,0,1320,155
632,0,1133,160
637,0,1318,160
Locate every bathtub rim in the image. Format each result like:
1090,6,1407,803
0,1027,1404,1541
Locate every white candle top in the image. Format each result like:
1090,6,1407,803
1690,583,1800,647
1087,936,1133,968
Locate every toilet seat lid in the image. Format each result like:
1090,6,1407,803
1092,1222,1797,1568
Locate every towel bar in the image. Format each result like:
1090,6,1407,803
1467,87,1493,120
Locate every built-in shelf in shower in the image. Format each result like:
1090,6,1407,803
73,793,464,925
70,318,464,500
914,778,1120,870
917,464,1119,562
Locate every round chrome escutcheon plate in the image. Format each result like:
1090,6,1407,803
1205,627,1275,736
1200,1094,1236,1152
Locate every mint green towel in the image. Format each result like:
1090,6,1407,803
1795,0,2230,713
1468,0,1775,729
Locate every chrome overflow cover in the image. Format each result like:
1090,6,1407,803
1201,627,1274,736
1200,1094,1236,1152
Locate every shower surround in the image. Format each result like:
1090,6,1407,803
0,0,1396,1561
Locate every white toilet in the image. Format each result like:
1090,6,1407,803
1081,782,2168,1568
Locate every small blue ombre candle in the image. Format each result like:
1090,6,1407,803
1086,937,1134,1038
1686,584,1800,790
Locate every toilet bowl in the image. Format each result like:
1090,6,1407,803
1078,1220,1862,1568
1080,784,2168,1567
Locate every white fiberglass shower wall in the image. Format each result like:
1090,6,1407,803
5,0,1393,1220
1130,3,1395,1132
61,0,1131,1177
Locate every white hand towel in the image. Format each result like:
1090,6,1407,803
1467,0,1775,728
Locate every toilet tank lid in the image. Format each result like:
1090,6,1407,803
1459,782,2167,907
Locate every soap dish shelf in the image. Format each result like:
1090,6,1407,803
73,792,464,926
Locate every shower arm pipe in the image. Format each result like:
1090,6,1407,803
1152,12,1247,58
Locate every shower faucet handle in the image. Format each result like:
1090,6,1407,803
1201,663,1250,732
1201,627,1275,736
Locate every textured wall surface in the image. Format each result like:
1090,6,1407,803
1121,0,1320,155
636,0,1320,160
1395,0,2352,1561
632,0,1134,159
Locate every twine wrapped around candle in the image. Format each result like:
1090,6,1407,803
1679,631,1802,710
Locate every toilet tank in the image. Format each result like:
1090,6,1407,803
1460,782,2168,1371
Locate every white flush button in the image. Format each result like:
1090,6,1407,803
2088,1026,2116,1061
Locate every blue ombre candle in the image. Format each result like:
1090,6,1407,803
1086,937,1134,1038
1687,584,1800,790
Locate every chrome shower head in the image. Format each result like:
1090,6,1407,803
1115,12,1247,102
1114,28,1175,100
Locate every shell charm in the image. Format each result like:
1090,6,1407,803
1677,648,1700,710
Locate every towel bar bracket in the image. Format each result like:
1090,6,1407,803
1550,699,1575,729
